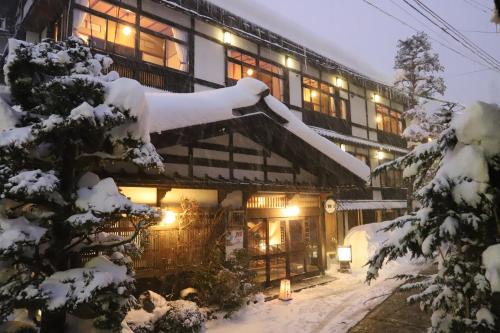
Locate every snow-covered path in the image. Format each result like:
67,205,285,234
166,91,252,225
206,262,424,333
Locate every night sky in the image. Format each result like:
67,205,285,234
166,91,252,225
208,0,500,105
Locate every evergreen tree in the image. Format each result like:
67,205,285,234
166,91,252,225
0,38,163,332
366,101,500,332
394,31,445,109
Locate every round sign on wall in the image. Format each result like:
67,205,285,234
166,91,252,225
324,198,337,214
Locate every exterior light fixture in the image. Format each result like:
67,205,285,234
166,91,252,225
246,68,254,76
335,77,343,88
279,279,292,301
377,150,384,160
223,31,232,44
372,93,381,103
337,245,352,273
340,143,346,151
161,210,177,225
311,90,318,98
122,25,133,36
376,114,382,123
428,137,433,142
284,205,300,217
286,56,294,68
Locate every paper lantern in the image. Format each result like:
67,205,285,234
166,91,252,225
279,279,292,301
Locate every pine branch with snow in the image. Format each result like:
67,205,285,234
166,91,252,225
368,102,500,332
0,38,163,332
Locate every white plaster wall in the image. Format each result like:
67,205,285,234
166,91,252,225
193,148,229,160
233,169,264,181
193,165,229,179
195,19,222,40
267,153,293,167
367,101,377,129
199,134,229,145
194,36,225,85
350,95,367,126
289,71,302,108
352,127,368,139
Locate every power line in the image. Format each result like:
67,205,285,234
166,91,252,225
413,0,500,68
461,29,499,34
359,0,498,72
461,0,491,14
467,0,493,11
402,0,500,71
449,67,493,77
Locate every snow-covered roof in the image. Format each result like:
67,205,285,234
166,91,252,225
311,126,409,155
147,78,370,181
336,200,407,211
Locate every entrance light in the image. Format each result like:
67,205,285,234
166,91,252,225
279,279,292,301
161,210,177,225
284,205,300,217
337,245,352,272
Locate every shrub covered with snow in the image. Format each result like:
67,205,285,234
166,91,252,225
124,291,206,333
368,101,500,332
0,38,163,332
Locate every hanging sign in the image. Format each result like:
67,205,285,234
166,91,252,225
324,198,337,214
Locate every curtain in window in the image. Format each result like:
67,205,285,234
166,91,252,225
172,28,188,71
72,1,90,38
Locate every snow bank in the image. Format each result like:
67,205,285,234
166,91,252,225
343,221,414,273
147,78,370,181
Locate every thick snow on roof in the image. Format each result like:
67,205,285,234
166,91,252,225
147,78,370,181
203,0,390,84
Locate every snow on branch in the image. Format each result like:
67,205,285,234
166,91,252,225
0,216,46,255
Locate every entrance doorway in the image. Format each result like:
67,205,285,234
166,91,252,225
247,217,321,285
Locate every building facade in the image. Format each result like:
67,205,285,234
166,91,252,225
5,0,409,285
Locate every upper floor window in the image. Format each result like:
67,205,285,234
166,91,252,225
227,49,284,101
376,105,402,135
302,77,347,119
73,0,189,72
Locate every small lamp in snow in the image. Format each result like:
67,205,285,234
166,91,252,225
279,279,292,301
337,245,352,273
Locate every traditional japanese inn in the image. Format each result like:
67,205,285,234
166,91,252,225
2,0,410,285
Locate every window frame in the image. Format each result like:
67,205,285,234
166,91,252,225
226,47,285,101
375,104,403,135
301,75,349,120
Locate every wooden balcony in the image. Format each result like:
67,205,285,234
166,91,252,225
301,111,352,135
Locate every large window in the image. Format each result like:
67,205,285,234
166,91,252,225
227,49,284,101
376,105,403,135
379,168,403,188
73,0,189,72
302,77,348,119
139,16,188,72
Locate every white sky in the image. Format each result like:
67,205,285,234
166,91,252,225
207,0,500,105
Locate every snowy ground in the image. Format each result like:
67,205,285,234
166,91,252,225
206,221,427,333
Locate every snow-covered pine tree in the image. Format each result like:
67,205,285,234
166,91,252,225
394,32,445,110
0,38,163,333
366,101,500,332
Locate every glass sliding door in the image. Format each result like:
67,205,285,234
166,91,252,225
247,216,321,284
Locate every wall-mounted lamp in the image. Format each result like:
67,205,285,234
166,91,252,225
337,245,352,273
335,77,344,88
161,209,177,225
223,31,232,45
246,68,254,76
286,56,294,68
377,150,385,160
284,205,300,217
372,93,381,103
340,143,346,151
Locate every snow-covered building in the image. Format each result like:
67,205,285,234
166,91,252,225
5,0,409,285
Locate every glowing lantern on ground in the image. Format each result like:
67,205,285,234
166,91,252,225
279,279,292,301
337,245,352,273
